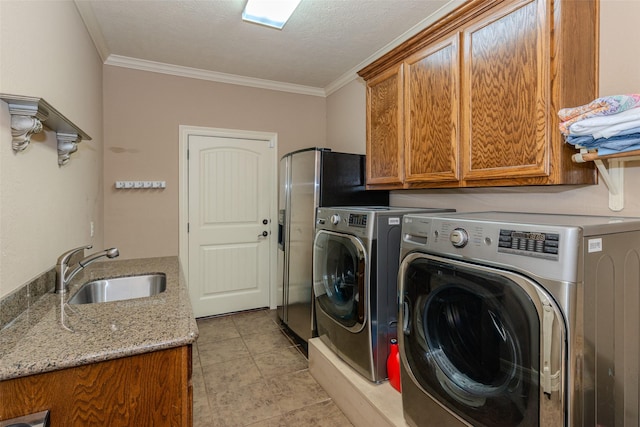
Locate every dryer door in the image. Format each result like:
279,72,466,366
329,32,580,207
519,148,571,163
313,230,367,333
399,253,565,427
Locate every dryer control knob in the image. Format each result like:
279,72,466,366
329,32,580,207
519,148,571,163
450,228,469,248
330,214,341,225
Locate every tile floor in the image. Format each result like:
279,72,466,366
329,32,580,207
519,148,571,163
192,308,354,427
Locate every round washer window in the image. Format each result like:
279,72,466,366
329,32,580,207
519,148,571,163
423,282,523,406
313,231,366,329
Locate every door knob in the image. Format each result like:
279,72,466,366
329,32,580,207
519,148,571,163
258,231,269,237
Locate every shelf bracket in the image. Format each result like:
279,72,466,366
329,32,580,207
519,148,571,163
589,156,640,212
57,133,81,166
1,94,91,166
11,113,44,151
593,158,623,211
571,146,640,211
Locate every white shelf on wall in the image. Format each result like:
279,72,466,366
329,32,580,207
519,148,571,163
0,94,92,166
572,148,640,211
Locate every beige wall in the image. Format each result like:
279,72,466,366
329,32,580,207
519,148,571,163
0,1,104,298
326,79,367,154
103,67,326,259
1,0,635,299
326,0,640,217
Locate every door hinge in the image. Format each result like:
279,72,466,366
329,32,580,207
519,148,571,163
187,223,190,233
187,149,189,160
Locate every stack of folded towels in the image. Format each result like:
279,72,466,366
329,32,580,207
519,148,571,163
558,94,640,156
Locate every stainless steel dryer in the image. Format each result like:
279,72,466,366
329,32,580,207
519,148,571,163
313,206,454,383
398,211,640,427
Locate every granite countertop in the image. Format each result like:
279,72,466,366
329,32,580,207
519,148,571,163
0,256,198,381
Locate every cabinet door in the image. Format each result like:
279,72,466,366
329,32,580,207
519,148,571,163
366,63,404,187
0,347,192,426
404,33,460,185
461,0,549,181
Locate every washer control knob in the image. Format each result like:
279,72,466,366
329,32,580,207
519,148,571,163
450,228,469,248
330,214,341,225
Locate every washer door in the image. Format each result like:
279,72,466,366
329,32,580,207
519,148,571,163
399,253,565,427
313,230,367,332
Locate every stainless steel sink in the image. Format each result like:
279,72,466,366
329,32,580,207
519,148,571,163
67,273,167,304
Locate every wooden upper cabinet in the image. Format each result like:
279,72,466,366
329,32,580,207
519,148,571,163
359,0,598,189
404,33,460,185
366,62,404,188
462,0,548,181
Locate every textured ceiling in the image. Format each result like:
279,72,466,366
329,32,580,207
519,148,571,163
75,0,462,93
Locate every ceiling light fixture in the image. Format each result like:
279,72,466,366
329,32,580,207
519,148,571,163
242,0,302,30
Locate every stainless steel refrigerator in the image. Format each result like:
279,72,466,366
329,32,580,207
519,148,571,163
277,148,388,344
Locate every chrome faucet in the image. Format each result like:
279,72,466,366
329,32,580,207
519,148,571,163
55,245,120,293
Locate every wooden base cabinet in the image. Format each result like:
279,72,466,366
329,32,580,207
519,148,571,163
0,346,192,426
361,0,598,189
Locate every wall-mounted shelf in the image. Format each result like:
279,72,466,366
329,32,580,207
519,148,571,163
0,94,92,166
572,148,640,211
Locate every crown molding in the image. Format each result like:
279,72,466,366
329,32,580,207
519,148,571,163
82,0,462,97
104,55,326,97
325,72,359,97
326,0,465,96
74,1,110,62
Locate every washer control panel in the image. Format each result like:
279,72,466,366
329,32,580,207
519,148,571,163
348,213,368,228
497,229,560,260
404,217,565,262
400,213,588,283
315,208,373,239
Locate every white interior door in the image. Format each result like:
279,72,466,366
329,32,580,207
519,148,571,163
188,134,274,317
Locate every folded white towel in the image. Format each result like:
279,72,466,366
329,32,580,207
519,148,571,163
568,107,640,138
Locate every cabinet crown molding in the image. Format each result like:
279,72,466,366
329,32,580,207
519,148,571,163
358,0,501,80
